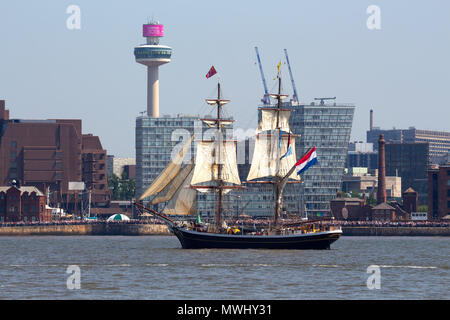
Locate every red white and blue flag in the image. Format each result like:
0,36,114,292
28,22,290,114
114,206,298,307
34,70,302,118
295,146,318,175
206,66,217,79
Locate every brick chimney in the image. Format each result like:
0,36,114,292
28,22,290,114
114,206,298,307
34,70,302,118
377,134,387,204
0,100,10,120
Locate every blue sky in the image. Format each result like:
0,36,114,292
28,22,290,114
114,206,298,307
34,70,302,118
1,0,449,157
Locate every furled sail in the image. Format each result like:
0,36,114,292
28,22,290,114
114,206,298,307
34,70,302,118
138,135,194,201
191,140,241,186
256,108,292,134
247,133,300,181
201,118,234,128
161,168,196,215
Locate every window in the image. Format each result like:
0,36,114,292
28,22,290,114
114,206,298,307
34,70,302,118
10,151,16,159
10,141,17,148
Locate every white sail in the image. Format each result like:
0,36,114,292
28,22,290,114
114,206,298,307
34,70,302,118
162,169,196,215
191,140,241,186
138,135,193,201
247,133,300,181
256,109,292,134
152,163,194,204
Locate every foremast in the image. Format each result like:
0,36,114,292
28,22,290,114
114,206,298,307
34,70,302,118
214,82,225,232
190,82,241,232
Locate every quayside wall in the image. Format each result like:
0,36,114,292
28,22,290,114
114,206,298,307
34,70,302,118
0,223,171,236
0,224,449,236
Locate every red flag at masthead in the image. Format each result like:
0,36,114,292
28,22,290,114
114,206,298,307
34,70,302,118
206,66,217,79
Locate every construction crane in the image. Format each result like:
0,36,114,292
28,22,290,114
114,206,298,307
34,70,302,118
283,49,299,103
254,47,270,105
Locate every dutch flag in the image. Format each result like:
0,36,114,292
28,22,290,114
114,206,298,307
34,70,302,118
295,146,318,175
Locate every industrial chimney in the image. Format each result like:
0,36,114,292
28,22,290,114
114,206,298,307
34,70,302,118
377,134,387,204
370,109,374,131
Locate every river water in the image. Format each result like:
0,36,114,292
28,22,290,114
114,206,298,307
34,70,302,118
0,236,448,300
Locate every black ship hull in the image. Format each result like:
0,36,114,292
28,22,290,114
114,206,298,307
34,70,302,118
170,226,342,250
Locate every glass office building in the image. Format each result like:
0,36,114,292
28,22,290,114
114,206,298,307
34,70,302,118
289,101,355,217
135,115,199,203
136,114,233,215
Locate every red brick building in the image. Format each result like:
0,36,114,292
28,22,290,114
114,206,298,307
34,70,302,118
330,197,371,220
0,185,51,222
0,100,110,215
371,203,396,221
402,187,418,213
82,134,109,206
428,164,450,220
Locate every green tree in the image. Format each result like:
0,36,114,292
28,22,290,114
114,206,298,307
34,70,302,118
417,205,428,213
108,173,135,200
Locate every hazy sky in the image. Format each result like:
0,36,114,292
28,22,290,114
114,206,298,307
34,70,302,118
1,0,449,157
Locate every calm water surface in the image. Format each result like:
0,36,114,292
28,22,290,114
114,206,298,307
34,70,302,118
0,236,448,299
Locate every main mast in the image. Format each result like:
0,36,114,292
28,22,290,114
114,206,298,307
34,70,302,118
273,77,283,228
216,82,224,232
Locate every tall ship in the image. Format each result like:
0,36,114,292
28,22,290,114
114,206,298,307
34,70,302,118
135,75,342,249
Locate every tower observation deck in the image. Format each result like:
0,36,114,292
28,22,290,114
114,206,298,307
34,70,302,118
134,22,172,117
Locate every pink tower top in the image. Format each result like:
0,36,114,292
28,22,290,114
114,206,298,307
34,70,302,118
143,24,164,37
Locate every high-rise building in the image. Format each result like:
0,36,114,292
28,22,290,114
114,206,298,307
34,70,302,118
294,101,355,217
366,110,450,163
135,115,199,202
346,142,378,172
385,142,430,205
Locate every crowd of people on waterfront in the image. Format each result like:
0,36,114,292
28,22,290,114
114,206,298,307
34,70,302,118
0,217,449,228
332,220,450,228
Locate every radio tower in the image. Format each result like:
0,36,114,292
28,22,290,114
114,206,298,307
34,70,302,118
134,21,172,117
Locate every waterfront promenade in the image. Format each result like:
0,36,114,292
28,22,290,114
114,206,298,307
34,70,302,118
0,219,449,236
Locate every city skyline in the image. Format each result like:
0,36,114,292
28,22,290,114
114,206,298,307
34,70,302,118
1,0,449,157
